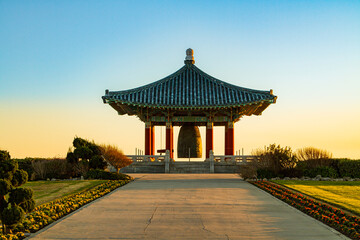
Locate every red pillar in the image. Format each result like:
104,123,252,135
225,122,234,155
206,122,213,158
145,122,151,155
150,125,155,155
166,122,174,159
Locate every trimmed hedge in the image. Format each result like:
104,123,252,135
85,169,132,180
290,159,360,179
304,166,338,178
338,160,360,178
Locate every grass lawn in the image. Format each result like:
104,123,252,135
24,180,107,206
273,180,360,216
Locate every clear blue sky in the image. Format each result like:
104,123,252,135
1,0,359,159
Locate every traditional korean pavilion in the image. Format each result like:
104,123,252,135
102,49,277,160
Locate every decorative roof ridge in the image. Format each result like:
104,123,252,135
189,64,272,95
106,63,273,97
106,65,188,95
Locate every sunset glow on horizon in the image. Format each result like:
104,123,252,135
1,1,359,159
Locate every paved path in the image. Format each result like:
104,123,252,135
29,174,349,240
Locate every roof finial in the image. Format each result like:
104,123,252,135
184,48,195,65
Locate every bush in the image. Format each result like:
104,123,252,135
338,159,360,178
279,168,303,178
85,169,131,180
16,159,34,180
89,155,107,170
257,168,276,179
67,137,107,172
0,150,34,234
100,144,132,171
296,147,333,161
295,158,360,178
239,163,257,179
304,166,338,178
252,144,297,177
296,158,337,169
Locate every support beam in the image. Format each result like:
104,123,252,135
225,121,234,155
145,122,151,155
150,124,155,155
206,122,213,159
166,122,174,159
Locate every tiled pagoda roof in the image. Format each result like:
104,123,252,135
102,62,276,111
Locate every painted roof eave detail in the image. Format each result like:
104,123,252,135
104,98,275,110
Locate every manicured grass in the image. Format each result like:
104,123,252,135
24,180,107,206
273,180,360,216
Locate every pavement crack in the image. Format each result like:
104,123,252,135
225,233,230,240
144,206,158,232
200,218,217,235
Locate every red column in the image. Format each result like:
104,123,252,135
145,122,151,155
150,125,155,155
206,122,213,158
225,122,234,155
166,122,174,159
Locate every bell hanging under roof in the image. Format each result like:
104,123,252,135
177,123,202,158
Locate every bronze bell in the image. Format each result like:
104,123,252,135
177,123,202,158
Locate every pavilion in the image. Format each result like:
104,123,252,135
102,49,277,161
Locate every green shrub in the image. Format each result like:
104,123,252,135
85,169,131,180
0,150,34,234
2,206,25,228
252,144,297,177
16,159,34,179
89,155,107,170
279,168,303,178
67,137,107,174
296,158,360,178
257,168,277,179
338,159,360,178
304,166,338,178
296,158,338,169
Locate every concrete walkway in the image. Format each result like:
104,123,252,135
29,174,349,240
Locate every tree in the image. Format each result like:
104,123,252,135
0,150,35,233
66,137,107,173
100,144,132,172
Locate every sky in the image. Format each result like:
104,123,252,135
0,0,359,159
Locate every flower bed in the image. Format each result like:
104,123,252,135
251,181,360,240
0,179,131,240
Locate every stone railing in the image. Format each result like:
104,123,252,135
213,155,260,163
126,150,259,174
127,155,166,163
